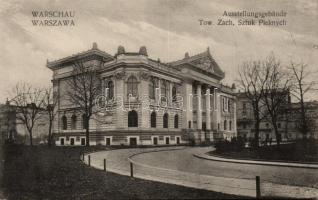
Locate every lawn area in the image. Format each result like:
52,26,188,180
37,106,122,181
210,139,318,163
1,144,246,200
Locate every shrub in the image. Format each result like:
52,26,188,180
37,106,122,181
214,136,246,152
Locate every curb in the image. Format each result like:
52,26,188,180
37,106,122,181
193,153,318,169
128,146,187,161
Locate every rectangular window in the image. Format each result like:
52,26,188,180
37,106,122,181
226,98,229,112
70,137,75,145
153,137,158,145
176,137,181,144
165,137,170,145
129,137,137,146
222,98,225,111
149,78,156,99
161,80,167,97
105,137,111,146
81,138,86,146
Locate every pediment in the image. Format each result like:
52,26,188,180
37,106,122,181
190,57,214,73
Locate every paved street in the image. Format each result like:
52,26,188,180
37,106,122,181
85,147,318,198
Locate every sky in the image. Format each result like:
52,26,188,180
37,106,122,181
0,0,317,102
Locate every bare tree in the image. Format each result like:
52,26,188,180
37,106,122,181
10,83,44,146
65,60,102,146
238,60,270,148
289,62,316,138
263,56,291,147
42,87,58,147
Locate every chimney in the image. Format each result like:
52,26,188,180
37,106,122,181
117,45,125,55
92,42,98,50
184,52,190,59
139,46,148,56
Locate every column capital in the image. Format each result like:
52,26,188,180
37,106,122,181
193,80,201,86
196,84,202,88
205,87,211,94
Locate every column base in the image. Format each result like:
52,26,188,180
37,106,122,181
205,130,213,142
193,130,201,144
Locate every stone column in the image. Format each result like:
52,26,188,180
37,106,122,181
115,78,124,129
139,71,150,128
181,82,193,129
157,79,161,103
206,88,211,131
197,84,202,130
169,81,173,106
213,88,219,133
114,71,126,129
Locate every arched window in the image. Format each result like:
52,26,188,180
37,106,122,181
71,114,77,130
127,76,138,97
149,78,156,99
229,121,232,131
150,111,156,128
107,81,114,99
172,86,177,102
82,114,88,129
128,110,138,127
224,120,227,130
163,113,169,128
174,114,179,128
62,116,67,130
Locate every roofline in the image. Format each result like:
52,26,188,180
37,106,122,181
168,49,225,78
47,49,114,69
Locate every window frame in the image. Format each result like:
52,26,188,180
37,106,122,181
174,114,179,129
71,114,77,130
128,110,138,127
163,113,169,128
107,80,114,99
62,115,67,130
150,111,156,128
127,76,138,97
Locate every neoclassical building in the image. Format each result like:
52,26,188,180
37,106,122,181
47,43,237,146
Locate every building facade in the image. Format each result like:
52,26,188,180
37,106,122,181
0,102,17,145
47,43,237,146
236,92,318,142
0,101,49,145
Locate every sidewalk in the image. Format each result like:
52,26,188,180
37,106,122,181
194,152,318,169
84,148,318,198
